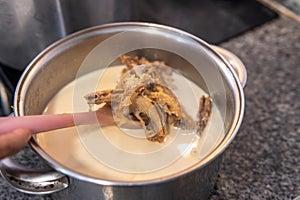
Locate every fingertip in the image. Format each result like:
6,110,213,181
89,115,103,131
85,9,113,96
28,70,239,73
12,128,32,141
0,129,32,159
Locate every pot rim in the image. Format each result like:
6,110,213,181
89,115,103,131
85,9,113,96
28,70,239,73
15,22,245,186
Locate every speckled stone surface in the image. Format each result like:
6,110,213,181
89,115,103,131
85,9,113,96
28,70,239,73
211,16,300,199
0,16,299,199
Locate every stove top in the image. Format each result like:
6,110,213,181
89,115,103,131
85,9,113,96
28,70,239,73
130,0,278,44
0,0,277,116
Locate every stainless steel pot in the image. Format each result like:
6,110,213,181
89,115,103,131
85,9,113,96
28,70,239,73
0,22,246,199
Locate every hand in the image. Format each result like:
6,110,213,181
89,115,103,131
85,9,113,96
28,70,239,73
0,105,114,159
0,129,32,159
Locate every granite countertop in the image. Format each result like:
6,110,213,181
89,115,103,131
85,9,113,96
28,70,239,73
0,16,299,199
211,15,300,199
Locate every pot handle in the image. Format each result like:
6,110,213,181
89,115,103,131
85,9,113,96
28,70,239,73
0,157,69,194
212,46,247,88
0,113,69,194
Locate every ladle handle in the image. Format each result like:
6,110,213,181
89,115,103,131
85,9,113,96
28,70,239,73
0,114,76,135
0,106,114,136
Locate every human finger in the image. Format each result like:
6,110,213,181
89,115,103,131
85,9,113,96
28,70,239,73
0,129,32,159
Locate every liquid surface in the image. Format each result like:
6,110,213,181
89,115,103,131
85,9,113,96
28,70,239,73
37,65,225,181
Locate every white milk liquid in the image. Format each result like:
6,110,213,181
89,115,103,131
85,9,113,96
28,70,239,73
36,65,225,182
